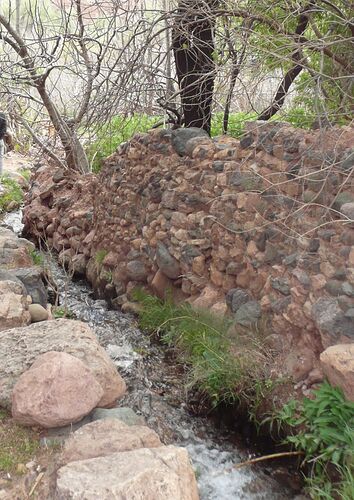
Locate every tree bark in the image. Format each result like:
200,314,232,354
172,0,217,135
36,83,89,172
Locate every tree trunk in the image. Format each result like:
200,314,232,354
258,5,311,121
36,83,89,173
172,0,217,135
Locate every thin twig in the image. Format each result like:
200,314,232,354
28,471,45,497
233,451,304,469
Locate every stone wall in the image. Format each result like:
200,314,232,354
23,122,354,388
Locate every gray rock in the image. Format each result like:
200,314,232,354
91,407,145,426
282,253,298,267
333,191,354,212
318,229,336,241
342,282,354,297
264,242,281,264
340,230,354,245
171,127,209,156
156,243,181,279
226,288,250,313
341,202,354,221
271,296,291,314
270,277,290,296
225,262,242,276
340,150,354,172
240,134,254,149
292,269,310,288
229,172,259,190
184,136,212,157
13,267,47,307
344,308,354,319
333,268,346,281
234,301,261,326
126,260,147,282
52,170,65,183
161,190,179,210
312,298,354,343
325,280,343,297
212,161,224,172
308,238,320,253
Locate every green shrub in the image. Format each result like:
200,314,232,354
19,168,32,181
0,176,23,213
279,107,316,129
95,249,108,266
86,114,162,172
211,111,258,137
272,382,354,499
52,306,75,319
86,109,317,173
29,248,44,266
132,289,275,411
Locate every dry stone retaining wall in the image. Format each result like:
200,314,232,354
23,122,354,388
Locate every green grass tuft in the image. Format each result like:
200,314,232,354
29,248,44,266
0,410,40,474
52,306,76,319
86,114,161,172
19,168,32,181
132,288,276,411
0,176,23,213
95,249,108,266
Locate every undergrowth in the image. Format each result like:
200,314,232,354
132,289,276,414
0,410,40,474
52,306,76,319
86,114,161,172
95,249,108,266
87,108,312,172
267,382,354,499
29,248,44,266
0,176,23,213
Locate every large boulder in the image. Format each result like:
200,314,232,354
0,319,126,409
12,351,103,428
56,446,199,500
320,344,354,401
0,280,30,331
60,418,161,464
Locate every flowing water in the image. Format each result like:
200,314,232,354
2,211,303,500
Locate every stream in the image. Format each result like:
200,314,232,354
2,210,303,500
